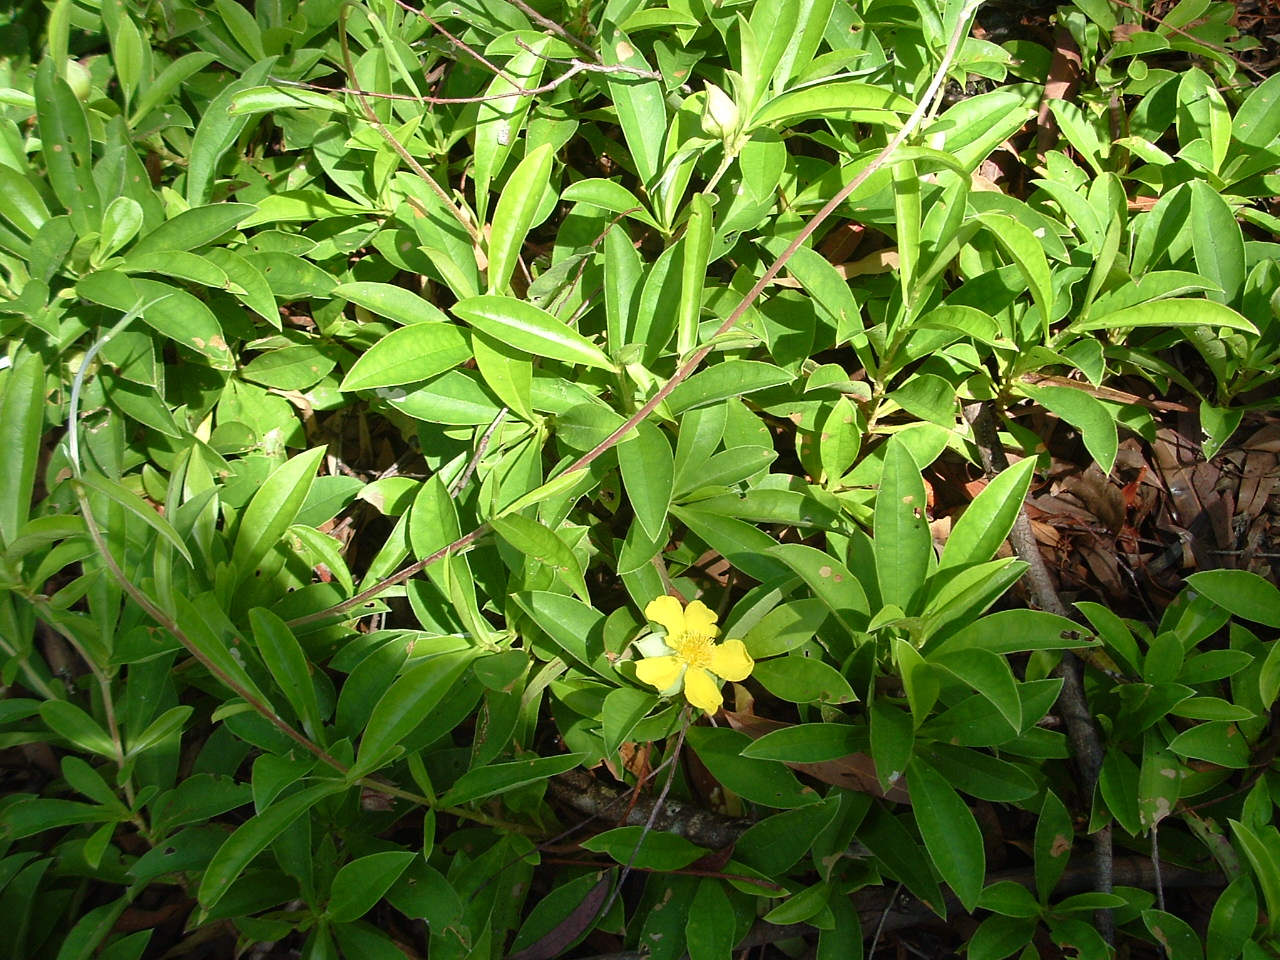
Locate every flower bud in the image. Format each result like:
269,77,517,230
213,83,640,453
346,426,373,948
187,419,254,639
700,81,740,142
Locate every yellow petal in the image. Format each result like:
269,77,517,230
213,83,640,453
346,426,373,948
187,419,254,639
683,668,723,712
635,656,683,694
645,595,687,636
709,639,753,681
681,599,720,639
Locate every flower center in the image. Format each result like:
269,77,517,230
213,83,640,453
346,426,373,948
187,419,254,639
672,630,715,669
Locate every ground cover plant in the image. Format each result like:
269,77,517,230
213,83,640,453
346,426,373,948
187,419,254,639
1,0,1279,957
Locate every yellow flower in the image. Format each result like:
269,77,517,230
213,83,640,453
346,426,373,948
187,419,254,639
633,596,754,713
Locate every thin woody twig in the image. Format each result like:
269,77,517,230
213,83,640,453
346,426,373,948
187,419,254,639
962,400,1114,945
271,52,659,106
337,7,483,243
288,2,981,630
505,0,601,61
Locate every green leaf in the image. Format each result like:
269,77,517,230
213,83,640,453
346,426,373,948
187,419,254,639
40,700,116,758
685,726,820,808
1230,820,1280,938
127,705,193,756
75,272,236,369
0,164,50,238
1019,383,1118,475
452,295,613,371
326,851,416,923
489,512,589,602
751,80,913,127
1207,875,1259,960
676,193,713,353
753,656,857,704
441,753,586,807
227,85,348,115
353,649,477,776
35,60,102,238
940,457,1036,569
487,143,553,294
741,723,865,763
129,203,256,257
1231,72,1280,148
975,212,1053,331
581,826,705,871
562,178,660,230
187,58,277,206
340,323,472,391
230,446,327,587
932,648,1022,732
1166,721,1251,769
332,281,449,325
666,360,793,415
686,879,738,960
1144,910,1205,960
875,435,931,610
907,754,985,912
616,419,674,542
967,914,1039,960
198,781,345,909
250,608,323,741
600,23,665,186
1074,298,1258,334
870,700,913,793
1186,570,1280,627
767,542,869,633
0,352,46,546
741,599,828,658
1034,789,1073,902
1189,180,1245,307
1138,737,1181,829
75,471,193,566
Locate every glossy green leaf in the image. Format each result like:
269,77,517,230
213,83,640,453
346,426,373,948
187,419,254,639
354,649,477,776
198,781,345,908
685,725,819,808
1020,382,1118,475
875,434,930,610
35,60,102,238
39,699,116,758
1075,298,1258,334
340,322,472,391
441,753,586,807
333,281,449,325
907,754,984,912
666,360,793,414
617,419,674,542
767,542,869,633
229,446,327,586
0,352,46,546
751,80,912,127
75,471,193,566
581,826,704,871
741,723,865,763
453,295,613,371
75,272,236,369
940,456,1037,569
327,851,416,923
250,608,323,741
487,143,553,294
753,656,857,704
1207,875,1258,960
1186,570,1280,627
1144,910,1204,960
490,512,589,602
187,59,276,206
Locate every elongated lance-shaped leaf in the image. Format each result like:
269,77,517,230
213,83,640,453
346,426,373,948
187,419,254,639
230,446,327,587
